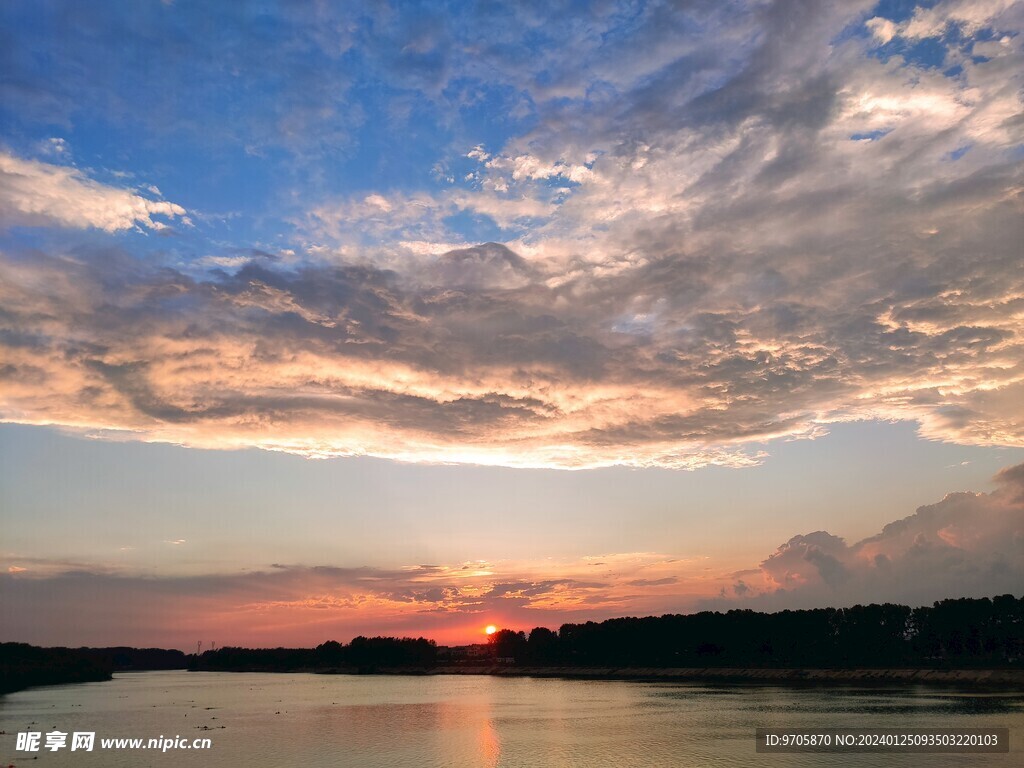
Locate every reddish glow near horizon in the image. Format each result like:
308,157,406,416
484,625,498,635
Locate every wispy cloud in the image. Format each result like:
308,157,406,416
868,0,1019,43
0,152,187,232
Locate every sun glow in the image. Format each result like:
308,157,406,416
485,624,498,635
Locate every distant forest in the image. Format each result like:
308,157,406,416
191,635,437,672
190,594,1023,672
513,594,1024,668
3,595,1020,694
0,645,187,694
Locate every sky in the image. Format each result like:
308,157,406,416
1,0,1022,649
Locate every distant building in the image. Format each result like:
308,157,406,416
434,643,491,662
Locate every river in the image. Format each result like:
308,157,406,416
1,670,1021,766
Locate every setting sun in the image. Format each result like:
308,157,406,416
485,625,498,635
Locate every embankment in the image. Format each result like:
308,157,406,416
323,666,1024,687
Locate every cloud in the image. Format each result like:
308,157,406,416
627,577,679,587
0,3,361,162
414,242,536,289
0,552,697,647
0,152,187,232
866,17,899,44
1,186,1022,468
710,461,1024,610
887,0,1020,42
994,462,1024,503
1,3,1022,468
4,464,1021,645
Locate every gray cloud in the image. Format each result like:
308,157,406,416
627,577,679,587
709,461,1024,610
1,183,1021,467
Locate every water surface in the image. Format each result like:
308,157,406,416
1,671,1021,767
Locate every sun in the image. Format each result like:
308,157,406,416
485,625,498,635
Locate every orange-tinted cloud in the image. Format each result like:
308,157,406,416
1,2,1022,468
5,464,1021,648
0,152,187,232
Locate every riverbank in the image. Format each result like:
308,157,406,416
319,665,1024,687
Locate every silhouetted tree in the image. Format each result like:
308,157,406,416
526,627,561,664
184,594,1021,674
489,629,527,662
315,640,344,666
547,594,1022,669
1,644,113,694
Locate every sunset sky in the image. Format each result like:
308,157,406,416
1,0,1022,649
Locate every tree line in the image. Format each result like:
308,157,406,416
191,595,1022,673
0,644,187,694
5,595,1019,691
189,636,438,672
491,594,1023,668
